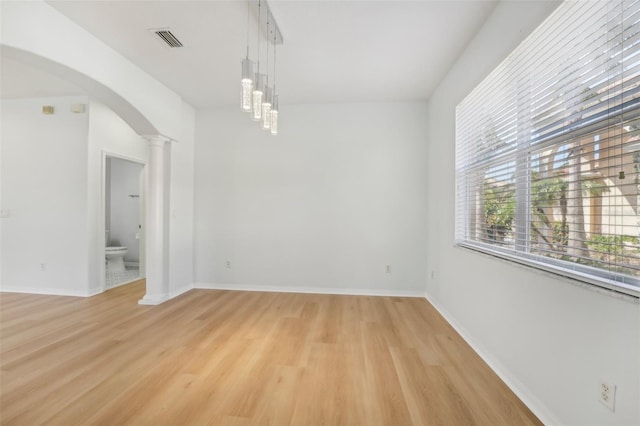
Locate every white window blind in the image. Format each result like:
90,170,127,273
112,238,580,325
455,0,640,297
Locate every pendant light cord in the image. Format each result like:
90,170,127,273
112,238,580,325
266,12,270,86
256,0,261,74
245,0,250,58
273,31,277,93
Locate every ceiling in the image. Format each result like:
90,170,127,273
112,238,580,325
2,0,498,108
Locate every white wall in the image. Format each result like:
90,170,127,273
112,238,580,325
0,97,152,296
168,102,196,297
425,1,640,425
194,102,428,295
1,96,90,295
108,158,143,262
1,96,193,297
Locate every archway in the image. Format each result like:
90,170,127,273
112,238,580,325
2,45,159,137
1,49,173,305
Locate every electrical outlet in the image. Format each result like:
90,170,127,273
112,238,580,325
431,270,436,279
40,263,47,271
599,380,616,412
385,265,391,273
225,261,231,269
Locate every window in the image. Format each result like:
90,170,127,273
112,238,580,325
455,0,640,297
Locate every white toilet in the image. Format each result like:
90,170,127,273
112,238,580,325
105,231,128,273
105,247,128,272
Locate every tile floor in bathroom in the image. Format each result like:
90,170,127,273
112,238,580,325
105,267,140,289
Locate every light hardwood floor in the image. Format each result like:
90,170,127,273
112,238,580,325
1,281,541,425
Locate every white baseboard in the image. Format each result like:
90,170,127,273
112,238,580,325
88,286,103,297
0,286,93,297
193,282,426,298
169,284,193,299
137,283,194,305
423,291,560,426
138,292,170,305
1,282,424,301
0,282,194,304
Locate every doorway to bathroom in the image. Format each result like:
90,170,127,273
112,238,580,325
104,156,145,290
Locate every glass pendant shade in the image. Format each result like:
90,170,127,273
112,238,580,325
261,86,273,130
240,58,253,112
241,79,253,112
261,104,271,129
270,95,279,135
269,110,278,135
252,73,265,121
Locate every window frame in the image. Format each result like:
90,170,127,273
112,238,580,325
454,0,640,299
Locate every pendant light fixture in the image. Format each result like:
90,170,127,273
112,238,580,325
240,0,253,112
241,59,254,112
262,86,272,130
252,73,264,121
241,0,283,134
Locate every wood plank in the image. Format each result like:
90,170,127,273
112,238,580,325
0,281,542,425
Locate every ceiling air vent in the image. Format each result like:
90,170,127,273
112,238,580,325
153,29,183,48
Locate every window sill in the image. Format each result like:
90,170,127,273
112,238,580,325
455,242,640,303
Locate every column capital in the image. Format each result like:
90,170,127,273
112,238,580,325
142,134,173,145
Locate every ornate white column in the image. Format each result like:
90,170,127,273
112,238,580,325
139,135,171,305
